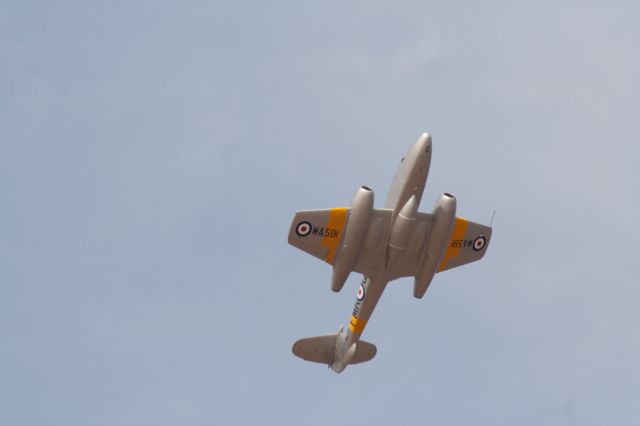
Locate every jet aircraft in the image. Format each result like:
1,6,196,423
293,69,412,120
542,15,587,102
288,133,492,373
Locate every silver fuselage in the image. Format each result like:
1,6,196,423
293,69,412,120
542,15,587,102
330,134,432,372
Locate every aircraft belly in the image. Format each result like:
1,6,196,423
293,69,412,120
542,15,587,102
385,133,431,213
347,274,388,340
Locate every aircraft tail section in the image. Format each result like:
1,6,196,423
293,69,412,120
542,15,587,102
292,334,377,370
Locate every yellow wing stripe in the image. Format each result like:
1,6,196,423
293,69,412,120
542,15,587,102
322,208,348,264
348,315,367,334
438,217,469,271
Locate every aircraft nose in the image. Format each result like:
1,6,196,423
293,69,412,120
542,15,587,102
418,132,432,155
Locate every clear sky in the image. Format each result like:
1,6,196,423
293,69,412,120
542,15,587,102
2,1,640,425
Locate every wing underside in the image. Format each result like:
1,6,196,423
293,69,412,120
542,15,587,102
288,208,349,265
288,209,491,279
437,218,492,272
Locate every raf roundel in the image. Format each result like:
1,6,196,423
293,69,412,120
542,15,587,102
473,235,486,251
296,221,312,237
357,284,366,301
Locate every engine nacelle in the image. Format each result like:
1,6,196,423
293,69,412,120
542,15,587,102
331,186,374,292
413,193,456,298
387,195,418,265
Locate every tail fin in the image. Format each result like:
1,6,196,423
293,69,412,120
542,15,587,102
292,334,377,365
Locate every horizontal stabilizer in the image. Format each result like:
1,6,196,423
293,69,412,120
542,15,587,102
292,335,377,365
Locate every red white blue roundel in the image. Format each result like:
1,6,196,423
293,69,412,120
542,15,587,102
296,221,312,237
473,235,487,251
357,284,365,301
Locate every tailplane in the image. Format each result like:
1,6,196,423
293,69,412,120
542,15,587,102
292,332,376,372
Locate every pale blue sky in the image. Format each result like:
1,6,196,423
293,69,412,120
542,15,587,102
2,1,640,425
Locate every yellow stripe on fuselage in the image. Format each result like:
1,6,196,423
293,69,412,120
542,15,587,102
438,217,468,271
322,208,348,265
348,315,367,334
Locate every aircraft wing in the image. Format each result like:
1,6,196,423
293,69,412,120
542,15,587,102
380,215,492,279
288,209,491,278
436,217,492,273
288,208,350,265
